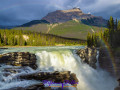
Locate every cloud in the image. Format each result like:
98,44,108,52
0,0,120,26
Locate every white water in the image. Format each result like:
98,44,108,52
0,46,118,90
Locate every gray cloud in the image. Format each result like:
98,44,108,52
0,0,120,26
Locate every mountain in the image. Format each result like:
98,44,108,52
21,20,49,27
14,20,106,40
42,8,107,27
21,8,107,27
13,8,107,40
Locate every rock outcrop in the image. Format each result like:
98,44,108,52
76,47,97,69
5,70,78,90
19,71,79,87
0,52,37,69
42,8,107,27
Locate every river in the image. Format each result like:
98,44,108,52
0,46,118,90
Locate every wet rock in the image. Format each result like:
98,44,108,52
0,52,37,69
77,47,97,69
19,71,79,87
25,83,51,90
69,73,79,87
8,83,51,90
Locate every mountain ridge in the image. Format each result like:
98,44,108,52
41,8,107,27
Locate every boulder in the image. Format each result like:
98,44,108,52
19,71,79,87
77,47,97,69
0,52,37,69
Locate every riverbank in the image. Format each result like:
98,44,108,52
0,44,85,48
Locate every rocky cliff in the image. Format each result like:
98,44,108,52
0,52,37,69
76,47,97,69
42,8,107,27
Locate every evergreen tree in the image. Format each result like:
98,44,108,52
118,20,120,31
115,19,118,31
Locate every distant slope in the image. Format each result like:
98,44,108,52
14,20,106,40
21,20,49,27
49,20,106,40
14,24,48,33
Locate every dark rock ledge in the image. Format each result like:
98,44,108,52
76,47,97,69
0,52,37,69
5,70,78,90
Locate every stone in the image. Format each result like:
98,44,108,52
18,71,79,87
77,47,97,69
0,52,37,69
25,83,51,90
69,73,79,87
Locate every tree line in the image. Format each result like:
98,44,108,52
87,16,120,48
0,29,86,46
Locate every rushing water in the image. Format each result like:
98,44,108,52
0,46,118,90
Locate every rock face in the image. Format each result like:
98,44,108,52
0,52,37,69
42,8,107,27
19,71,79,87
76,47,97,69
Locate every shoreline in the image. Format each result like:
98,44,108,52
0,45,84,48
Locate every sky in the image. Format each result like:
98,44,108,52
0,0,120,26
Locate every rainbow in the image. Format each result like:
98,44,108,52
101,38,117,77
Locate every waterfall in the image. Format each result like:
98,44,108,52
0,46,118,90
36,49,117,90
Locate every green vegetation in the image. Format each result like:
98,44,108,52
87,32,102,47
49,20,105,40
87,16,120,48
0,29,86,46
14,20,106,40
